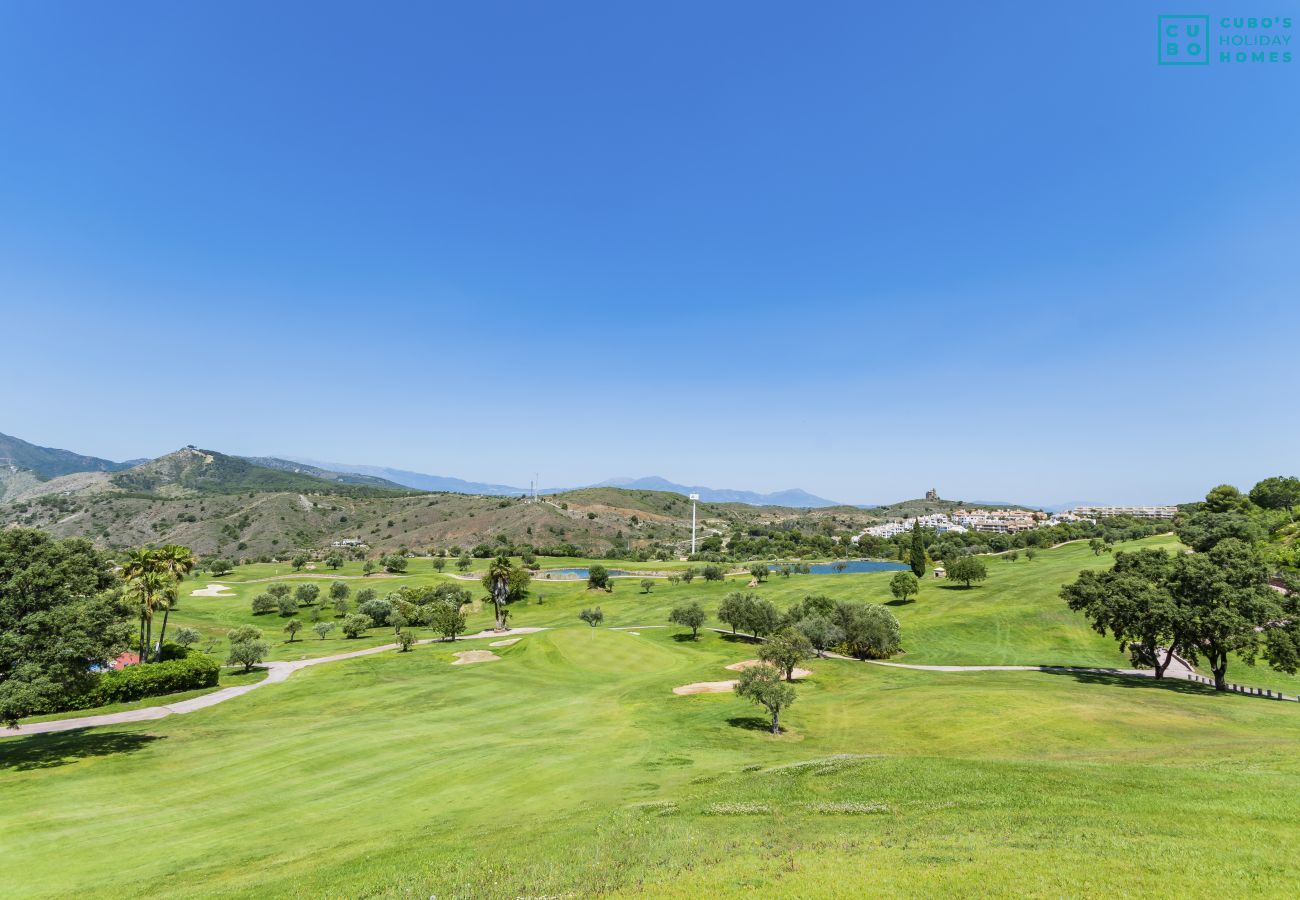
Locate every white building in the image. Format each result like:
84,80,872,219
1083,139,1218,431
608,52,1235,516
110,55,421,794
1070,505,1178,520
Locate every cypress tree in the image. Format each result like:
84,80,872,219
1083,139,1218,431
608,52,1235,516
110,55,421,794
910,520,926,578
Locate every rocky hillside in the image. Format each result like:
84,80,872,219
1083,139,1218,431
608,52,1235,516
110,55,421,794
0,431,134,479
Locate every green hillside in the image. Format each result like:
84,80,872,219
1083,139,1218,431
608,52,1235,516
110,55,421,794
0,431,130,479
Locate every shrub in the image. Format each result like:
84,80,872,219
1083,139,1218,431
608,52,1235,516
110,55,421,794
579,607,604,627
396,631,416,652
84,655,220,707
587,565,610,591
342,613,373,638
228,640,269,672
640,578,654,593
251,594,276,615
358,596,393,627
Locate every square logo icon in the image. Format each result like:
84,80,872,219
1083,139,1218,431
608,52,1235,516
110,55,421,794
1158,15,1210,65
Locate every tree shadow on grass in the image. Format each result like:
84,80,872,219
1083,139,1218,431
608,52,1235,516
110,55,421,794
726,716,776,732
718,633,760,645
672,633,702,643
1039,669,1217,698
0,729,165,772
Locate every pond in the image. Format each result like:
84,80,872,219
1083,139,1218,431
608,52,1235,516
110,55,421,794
536,568,634,579
772,560,910,575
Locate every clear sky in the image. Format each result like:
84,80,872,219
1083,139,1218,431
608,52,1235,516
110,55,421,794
1,1,1296,506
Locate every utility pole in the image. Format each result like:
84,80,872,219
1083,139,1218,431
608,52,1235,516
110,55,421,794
689,493,699,555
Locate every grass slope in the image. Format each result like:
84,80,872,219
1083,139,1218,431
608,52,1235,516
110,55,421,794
3,624,1299,898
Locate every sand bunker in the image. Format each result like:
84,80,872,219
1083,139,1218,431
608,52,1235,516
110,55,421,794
673,680,739,695
726,659,812,679
191,584,234,597
452,650,501,665
488,638,520,648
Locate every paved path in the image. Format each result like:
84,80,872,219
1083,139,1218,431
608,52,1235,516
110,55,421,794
3,628,546,738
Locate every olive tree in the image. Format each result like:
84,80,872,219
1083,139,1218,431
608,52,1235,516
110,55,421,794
669,601,706,639
734,663,796,733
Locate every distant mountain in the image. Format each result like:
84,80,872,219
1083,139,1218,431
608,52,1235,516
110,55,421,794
594,476,841,508
0,431,133,479
242,457,409,489
112,448,415,498
286,457,534,496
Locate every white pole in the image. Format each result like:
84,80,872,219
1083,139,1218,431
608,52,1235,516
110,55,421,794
689,493,699,555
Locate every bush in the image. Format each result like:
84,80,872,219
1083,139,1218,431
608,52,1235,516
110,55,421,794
359,596,393,626
277,594,298,617
251,593,276,615
702,565,725,582
587,565,610,591
342,613,373,638
85,655,220,707
579,607,605,627
228,640,269,672
396,631,416,652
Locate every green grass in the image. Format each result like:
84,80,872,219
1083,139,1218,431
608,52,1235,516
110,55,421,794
3,624,1299,897
9,535,1297,896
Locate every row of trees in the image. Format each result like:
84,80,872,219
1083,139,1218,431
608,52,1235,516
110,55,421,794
677,592,902,660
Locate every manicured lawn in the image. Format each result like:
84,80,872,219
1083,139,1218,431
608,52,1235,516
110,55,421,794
3,623,1299,897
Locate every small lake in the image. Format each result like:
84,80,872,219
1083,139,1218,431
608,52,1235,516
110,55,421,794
537,568,634,579
773,560,909,575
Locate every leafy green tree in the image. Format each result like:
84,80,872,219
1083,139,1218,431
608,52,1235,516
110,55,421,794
669,601,707,639
325,553,344,570
749,563,769,583
208,557,234,576
946,555,988,588
424,600,467,641
717,591,755,634
251,593,276,615
889,571,920,604
396,630,416,652
832,602,901,659
1025,547,1037,561
778,564,793,578
1006,550,1019,562
363,560,378,576
910,521,926,578
579,607,605,627
456,554,471,572
701,565,725,582
759,628,813,681
173,626,202,649
295,583,320,606
1203,484,1250,514
341,613,373,638
284,618,303,642
313,621,336,640
382,554,408,574
0,530,129,726
329,581,349,602
291,553,309,571
1250,476,1300,520
1062,548,1186,677
267,583,292,599
587,564,611,591
640,578,655,593
1168,538,1294,690
277,594,298,617
358,596,393,627
227,625,262,645
681,567,697,584
734,663,796,733
795,614,844,658
332,594,350,618
1088,538,1108,556
1176,511,1264,552
355,587,377,606
432,556,447,572
227,639,268,672
746,598,782,639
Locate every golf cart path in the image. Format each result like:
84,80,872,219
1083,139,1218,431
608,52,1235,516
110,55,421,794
4,628,546,737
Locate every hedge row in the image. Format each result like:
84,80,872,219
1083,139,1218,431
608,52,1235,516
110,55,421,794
82,655,220,707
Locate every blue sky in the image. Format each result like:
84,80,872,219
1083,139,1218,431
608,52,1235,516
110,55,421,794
1,1,1296,505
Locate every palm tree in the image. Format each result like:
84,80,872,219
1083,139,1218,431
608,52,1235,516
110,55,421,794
123,567,168,664
120,549,159,663
152,545,196,658
486,555,513,631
